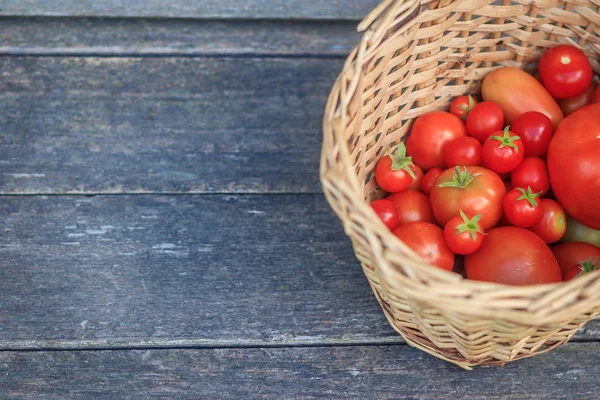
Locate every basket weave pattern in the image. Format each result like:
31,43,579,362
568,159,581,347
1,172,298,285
320,0,600,368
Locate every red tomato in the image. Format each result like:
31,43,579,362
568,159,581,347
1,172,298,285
450,95,477,120
482,67,563,128
551,242,600,275
421,168,443,195
538,45,593,99
443,136,482,168
529,199,566,243
503,187,543,228
408,164,424,191
393,222,455,271
386,190,435,226
548,104,600,229
482,127,525,173
430,166,506,230
466,101,504,143
593,86,600,104
406,111,467,170
557,84,595,116
563,258,600,281
511,157,550,195
443,210,485,255
370,199,401,231
375,143,420,193
510,112,553,157
465,227,562,285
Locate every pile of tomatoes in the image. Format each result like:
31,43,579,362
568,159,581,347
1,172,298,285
371,44,600,286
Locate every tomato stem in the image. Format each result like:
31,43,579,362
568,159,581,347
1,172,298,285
437,166,480,189
576,257,600,277
455,210,485,241
516,186,541,207
490,126,521,152
388,143,416,179
457,95,476,119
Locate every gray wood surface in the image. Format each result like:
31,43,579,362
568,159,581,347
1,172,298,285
0,0,381,20
2,343,599,399
0,18,359,56
0,56,341,194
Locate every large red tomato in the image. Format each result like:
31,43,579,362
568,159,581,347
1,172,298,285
429,166,506,229
393,222,455,271
551,242,600,275
465,227,562,285
547,104,600,229
405,111,467,170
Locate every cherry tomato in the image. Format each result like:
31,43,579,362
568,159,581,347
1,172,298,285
393,222,455,271
406,111,467,170
387,190,435,226
465,226,562,285
408,164,424,191
466,101,504,143
593,85,600,104
375,143,420,193
421,168,443,195
551,242,600,275
538,45,593,99
511,157,550,195
443,136,482,168
482,127,525,173
510,112,553,158
370,199,401,231
529,199,566,244
482,67,563,128
548,104,600,229
503,187,543,228
557,84,595,116
450,95,477,120
443,210,485,255
430,166,506,230
563,258,600,281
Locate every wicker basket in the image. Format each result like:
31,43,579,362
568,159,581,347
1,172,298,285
320,0,600,369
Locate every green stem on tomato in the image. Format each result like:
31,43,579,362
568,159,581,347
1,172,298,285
516,186,541,207
455,210,485,241
490,126,521,152
388,143,416,179
437,166,481,189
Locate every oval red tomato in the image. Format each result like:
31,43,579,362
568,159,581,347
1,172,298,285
443,211,485,255
511,157,550,195
406,111,467,171
375,143,420,193
450,95,477,120
370,199,401,231
503,187,543,228
387,190,435,226
466,101,504,143
393,222,455,272
551,242,600,275
465,226,562,285
421,168,443,195
529,199,566,244
557,84,595,116
548,104,600,229
443,136,482,167
481,127,525,173
538,45,593,99
510,111,553,157
430,166,506,230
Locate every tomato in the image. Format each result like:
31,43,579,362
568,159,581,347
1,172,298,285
481,127,525,173
529,199,566,243
387,190,435,226
375,143,420,193
421,168,443,195
557,84,595,116
406,111,467,170
443,210,485,255
563,258,600,281
510,112,553,157
511,157,550,195
503,187,543,228
561,215,600,247
443,136,482,167
465,101,504,143
407,164,424,191
538,45,593,99
551,242,600,275
370,199,401,231
465,226,562,285
482,67,563,128
450,95,477,120
430,166,506,229
547,104,600,229
594,85,600,104
393,222,455,271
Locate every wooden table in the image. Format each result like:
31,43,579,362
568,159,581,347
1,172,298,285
0,2,598,398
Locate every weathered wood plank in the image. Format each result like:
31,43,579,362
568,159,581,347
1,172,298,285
2,343,599,399
0,56,341,194
0,18,359,56
0,1,380,20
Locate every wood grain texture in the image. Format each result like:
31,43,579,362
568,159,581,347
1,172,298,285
0,18,359,56
2,343,599,399
0,0,381,20
0,56,341,194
